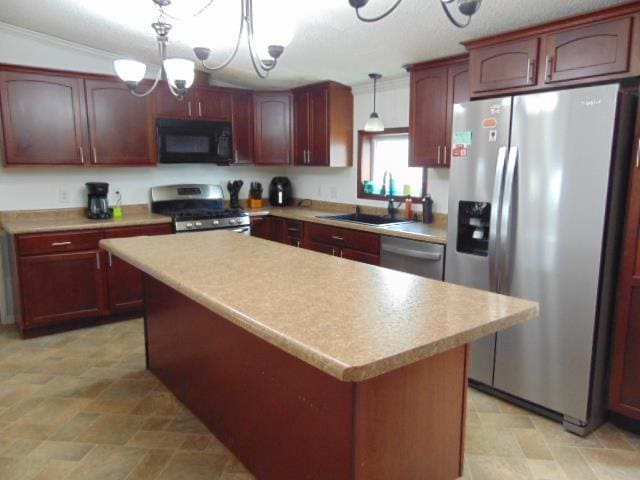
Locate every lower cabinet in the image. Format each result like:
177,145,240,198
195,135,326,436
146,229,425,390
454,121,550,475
19,250,106,327
104,224,173,313
13,223,172,333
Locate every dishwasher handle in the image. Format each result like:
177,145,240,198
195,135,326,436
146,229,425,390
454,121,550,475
381,244,442,261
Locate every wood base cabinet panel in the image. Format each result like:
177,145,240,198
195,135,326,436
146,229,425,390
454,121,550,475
609,118,640,420
144,275,469,480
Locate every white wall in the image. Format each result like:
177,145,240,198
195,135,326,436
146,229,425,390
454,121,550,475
0,22,449,213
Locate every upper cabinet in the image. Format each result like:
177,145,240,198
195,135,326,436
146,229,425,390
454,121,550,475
253,92,292,165
464,5,640,97
154,86,232,121
469,38,539,93
0,66,156,166
407,56,469,168
85,79,155,166
292,82,353,167
231,91,254,164
0,70,87,165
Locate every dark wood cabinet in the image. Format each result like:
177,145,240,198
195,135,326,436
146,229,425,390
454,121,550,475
104,224,172,313
232,91,254,164
154,84,195,119
19,250,106,328
463,4,640,97
0,70,87,165
293,83,353,167
12,223,173,333
407,56,469,168
304,222,380,263
250,216,272,240
469,38,539,93
283,220,304,248
541,18,632,84
253,92,293,165
195,88,232,121
609,119,640,420
85,79,156,166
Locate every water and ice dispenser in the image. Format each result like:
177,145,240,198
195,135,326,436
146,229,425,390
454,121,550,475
456,201,491,257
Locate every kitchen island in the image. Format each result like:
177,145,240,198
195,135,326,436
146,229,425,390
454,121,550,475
101,231,538,480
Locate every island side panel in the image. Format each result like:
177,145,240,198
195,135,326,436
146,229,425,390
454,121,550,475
353,344,469,480
143,275,355,480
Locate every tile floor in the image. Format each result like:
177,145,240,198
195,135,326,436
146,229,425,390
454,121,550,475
0,319,638,479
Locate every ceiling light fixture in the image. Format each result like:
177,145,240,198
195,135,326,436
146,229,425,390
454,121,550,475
194,0,295,80
348,0,482,28
364,73,385,132
113,0,194,100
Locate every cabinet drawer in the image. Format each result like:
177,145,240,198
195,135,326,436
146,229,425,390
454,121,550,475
17,230,103,256
284,220,304,239
305,223,380,254
104,223,173,239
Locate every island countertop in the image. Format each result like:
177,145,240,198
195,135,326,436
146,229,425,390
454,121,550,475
101,231,538,382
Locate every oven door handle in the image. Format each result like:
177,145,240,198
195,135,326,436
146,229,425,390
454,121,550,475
232,227,250,234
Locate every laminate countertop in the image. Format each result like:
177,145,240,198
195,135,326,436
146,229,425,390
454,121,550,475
0,208,171,235
246,207,448,245
101,231,538,382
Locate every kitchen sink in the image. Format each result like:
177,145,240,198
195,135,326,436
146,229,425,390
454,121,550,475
318,213,412,226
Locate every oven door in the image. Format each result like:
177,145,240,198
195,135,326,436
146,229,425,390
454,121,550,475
157,118,233,164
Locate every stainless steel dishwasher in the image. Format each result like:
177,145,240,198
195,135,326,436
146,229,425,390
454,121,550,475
380,236,445,280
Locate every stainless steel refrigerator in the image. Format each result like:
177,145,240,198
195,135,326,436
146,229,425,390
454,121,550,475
445,84,636,435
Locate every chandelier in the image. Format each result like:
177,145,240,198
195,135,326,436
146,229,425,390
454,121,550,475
114,0,295,100
348,0,482,28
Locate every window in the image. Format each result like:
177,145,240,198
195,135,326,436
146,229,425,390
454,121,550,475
357,128,424,201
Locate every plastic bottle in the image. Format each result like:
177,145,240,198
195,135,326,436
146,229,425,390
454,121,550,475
405,196,413,220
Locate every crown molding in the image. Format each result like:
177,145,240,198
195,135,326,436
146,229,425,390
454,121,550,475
351,74,409,95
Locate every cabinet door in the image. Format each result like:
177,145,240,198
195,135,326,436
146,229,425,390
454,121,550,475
270,217,286,243
154,85,194,119
308,88,329,166
445,63,470,167
104,224,172,313
409,66,449,167
542,18,632,84
470,38,539,93
232,92,254,164
85,79,155,165
250,216,272,239
19,251,105,327
253,93,292,165
0,71,87,165
293,92,309,165
609,132,640,419
340,248,380,266
305,240,338,257
196,88,232,121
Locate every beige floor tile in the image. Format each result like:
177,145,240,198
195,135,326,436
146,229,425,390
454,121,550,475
157,451,228,480
532,416,604,449
0,439,42,457
66,444,148,480
2,422,56,441
594,424,636,451
0,456,48,480
0,384,41,407
465,425,525,457
468,389,502,413
32,459,78,480
28,440,93,462
580,446,640,480
515,429,554,461
75,413,145,445
180,434,212,451
49,411,100,442
127,450,174,480
526,459,568,479
127,430,189,450
163,409,210,435
478,412,536,429
551,446,599,480
16,397,89,426
466,455,531,479
132,392,181,417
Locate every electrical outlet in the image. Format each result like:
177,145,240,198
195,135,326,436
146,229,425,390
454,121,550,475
58,189,70,204
330,186,337,199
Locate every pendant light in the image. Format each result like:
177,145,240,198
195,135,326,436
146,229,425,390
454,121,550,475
364,73,384,132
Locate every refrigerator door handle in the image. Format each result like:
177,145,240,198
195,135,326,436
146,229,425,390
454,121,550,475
498,146,519,292
488,146,509,293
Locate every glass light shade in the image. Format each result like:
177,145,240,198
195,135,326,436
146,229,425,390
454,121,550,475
364,112,385,132
253,0,297,49
163,58,195,89
113,59,146,83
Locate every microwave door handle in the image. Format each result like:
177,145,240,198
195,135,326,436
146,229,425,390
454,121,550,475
498,146,519,294
488,146,508,293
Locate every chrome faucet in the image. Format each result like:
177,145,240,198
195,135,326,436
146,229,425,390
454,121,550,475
381,170,399,218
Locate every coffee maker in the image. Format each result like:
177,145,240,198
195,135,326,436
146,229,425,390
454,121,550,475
86,182,112,219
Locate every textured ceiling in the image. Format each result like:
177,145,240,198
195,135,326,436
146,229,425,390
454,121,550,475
0,0,629,88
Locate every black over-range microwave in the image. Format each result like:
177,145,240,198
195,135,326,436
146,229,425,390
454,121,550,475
157,118,233,164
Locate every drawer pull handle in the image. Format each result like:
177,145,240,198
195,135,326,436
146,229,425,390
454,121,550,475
287,227,299,232
51,241,72,247
331,235,345,242
96,253,101,270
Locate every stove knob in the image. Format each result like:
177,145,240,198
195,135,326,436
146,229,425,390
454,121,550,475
229,219,236,225
186,223,194,229
195,221,203,227
213,220,219,225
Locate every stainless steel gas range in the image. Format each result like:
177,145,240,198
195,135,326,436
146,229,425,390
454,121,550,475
151,184,250,234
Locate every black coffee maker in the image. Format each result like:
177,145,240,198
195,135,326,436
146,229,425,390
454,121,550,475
86,182,113,219
269,177,293,207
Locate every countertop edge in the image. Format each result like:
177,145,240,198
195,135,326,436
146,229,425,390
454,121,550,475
1,216,172,235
